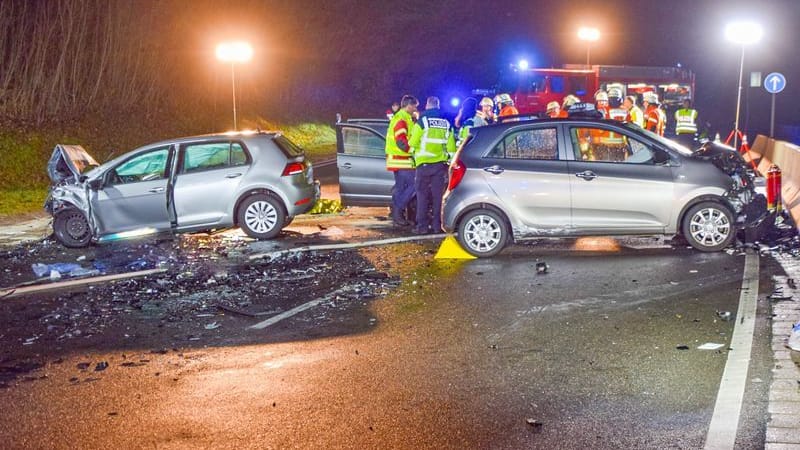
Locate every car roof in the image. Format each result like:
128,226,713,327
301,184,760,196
144,130,280,148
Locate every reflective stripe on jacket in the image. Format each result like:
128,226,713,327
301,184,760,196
385,109,415,170
409,110,456,165
675,108,698,135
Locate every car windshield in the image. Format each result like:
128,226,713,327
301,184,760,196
623,123,693,156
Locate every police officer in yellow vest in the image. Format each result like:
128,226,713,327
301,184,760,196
409,96,456,235
385,95,419,227
674,99,698,148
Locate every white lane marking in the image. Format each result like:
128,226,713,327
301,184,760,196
249,298,326,330
704,251,759,450
249,233,446,261
248,286,354,330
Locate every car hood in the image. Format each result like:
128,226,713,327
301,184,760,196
47,145,100,185
689,141,750,176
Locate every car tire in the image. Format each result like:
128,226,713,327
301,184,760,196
681,201,735,252
238,194,286,240
457,209,508,257
53,208,92,248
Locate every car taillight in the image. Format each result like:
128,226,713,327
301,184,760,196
448,159,466,191
282,162,305,176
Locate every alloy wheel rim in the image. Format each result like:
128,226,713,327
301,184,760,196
244,201,278,234
464,214,502,252
689,207,730,247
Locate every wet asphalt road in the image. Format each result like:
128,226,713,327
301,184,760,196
0,163,780,448
0,237,777,449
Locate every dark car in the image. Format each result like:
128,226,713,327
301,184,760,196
443,117,760,257
335,118,393,207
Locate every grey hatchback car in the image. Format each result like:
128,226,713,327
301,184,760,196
443,118,759,257
46,131,319,247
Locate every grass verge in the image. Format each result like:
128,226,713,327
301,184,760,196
0,187,48,217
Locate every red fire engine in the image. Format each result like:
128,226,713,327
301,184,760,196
488,64,695,133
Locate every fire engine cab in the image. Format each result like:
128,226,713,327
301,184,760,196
490,64,695,135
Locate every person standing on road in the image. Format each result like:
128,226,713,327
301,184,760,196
495,93,519,118
455,97,478,147
594,90,610,119
546,101,566,118
385,101,400,120
643,92,665,136
385,95,419,227
409,96,455,235
674,99,699,148
473,97,495,127
623,95,645,128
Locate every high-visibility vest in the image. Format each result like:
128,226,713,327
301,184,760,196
628,106,645,128
409,111,456,164
457,117,475,146
675,108,698,135
385,109,415,170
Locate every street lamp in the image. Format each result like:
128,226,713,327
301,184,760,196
215,41,253,130
724,21,763,150
577,27,600,67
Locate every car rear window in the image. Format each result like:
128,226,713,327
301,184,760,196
273,135,305,158
182,142,250,173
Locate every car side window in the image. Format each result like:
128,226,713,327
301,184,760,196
111,147,169,184
182,142,249,173
569,126,654,164
343,128,385,157
487,128,558,160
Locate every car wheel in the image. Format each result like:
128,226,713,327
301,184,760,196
53,208,92,248
681,201,735,252
457,209,508,257
284,216,294,227
238,194,286,240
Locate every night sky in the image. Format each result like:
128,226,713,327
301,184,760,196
266,0,798,139
4,0,797,141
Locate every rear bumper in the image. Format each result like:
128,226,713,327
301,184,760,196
286,180,320,216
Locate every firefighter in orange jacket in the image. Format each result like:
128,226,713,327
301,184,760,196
643,92,665,136
594,90,610,119
495,93,519,118
546,101,567,118
385,95,419,227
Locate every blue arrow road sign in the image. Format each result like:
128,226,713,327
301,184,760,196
764,72,786,94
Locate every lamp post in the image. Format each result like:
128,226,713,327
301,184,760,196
724,21,763,150
215,41,253,130
577,27,600,67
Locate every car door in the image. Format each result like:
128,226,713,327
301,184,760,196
478,125,572,231
172,141,250,228
91,146,173,236
565,124,675,233
336,120,393,207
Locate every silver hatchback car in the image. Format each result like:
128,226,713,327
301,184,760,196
46,131,319,247
443,118,759,257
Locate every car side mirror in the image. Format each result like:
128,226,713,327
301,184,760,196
88,178,104,190
653,148,671,165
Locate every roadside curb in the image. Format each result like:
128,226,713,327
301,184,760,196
766,254,800,448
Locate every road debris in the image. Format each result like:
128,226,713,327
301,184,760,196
789,322,800,352
717,311,733,321
676,345,690,350
697,343,725,350
535,262,548,274
526,418,543,433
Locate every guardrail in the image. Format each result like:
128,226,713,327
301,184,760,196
746,135,800,227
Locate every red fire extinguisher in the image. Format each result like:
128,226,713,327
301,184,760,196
767,164,782,211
